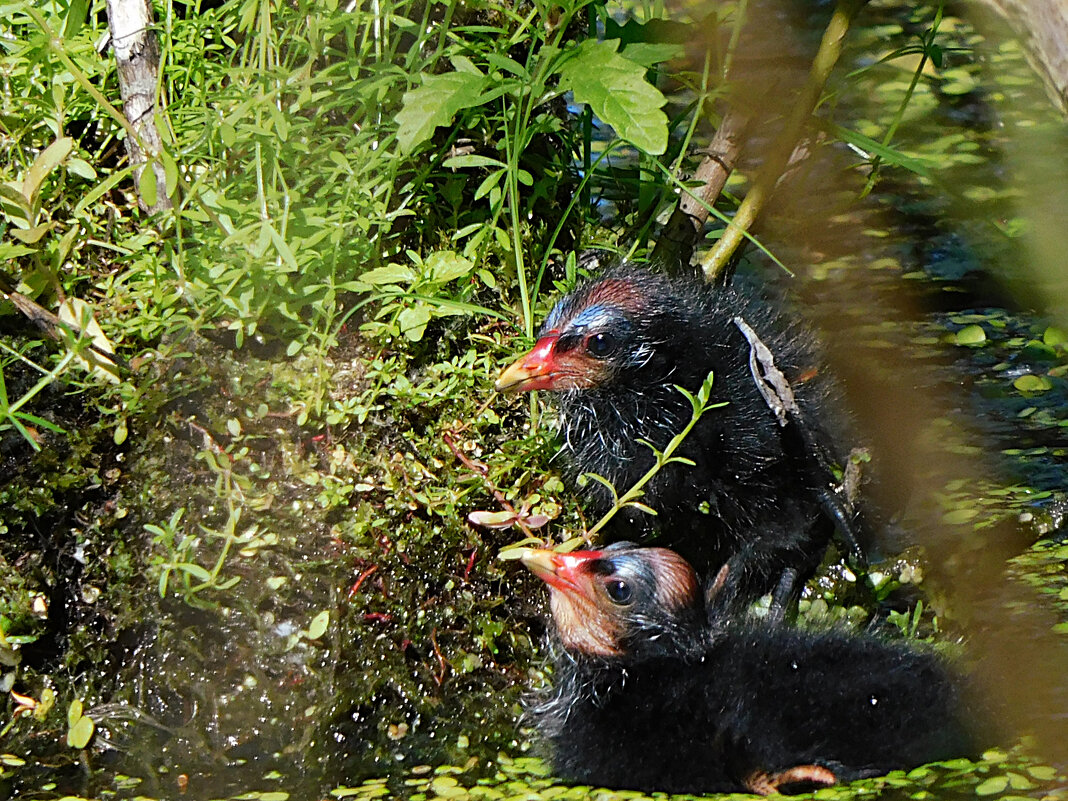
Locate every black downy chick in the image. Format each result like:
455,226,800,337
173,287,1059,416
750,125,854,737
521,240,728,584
520,543,978,796
498,264,861,603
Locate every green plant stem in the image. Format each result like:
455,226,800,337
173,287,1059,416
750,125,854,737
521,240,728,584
584,372,719,541
722,0,750,81
860,3,943,198
700,0,866,281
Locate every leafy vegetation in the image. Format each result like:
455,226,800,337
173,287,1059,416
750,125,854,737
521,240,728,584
2,0,1068,798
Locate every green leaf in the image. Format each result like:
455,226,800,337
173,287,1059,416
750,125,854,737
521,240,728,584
264,223,299,271
306,610,330,640
10,223,52,244
0,242,38,260
397,305,431,341
24,137,74,202
556,40,668,155
426,251,473,284
178,563,212,582
160,150,179,198
449,55,484,75
1027,765,1058,781
473,169,505,201
359,264,417,286
67,712,94,749
1043,326,1066,347
73,166,133,217
954,324,986,345
621,42,685,66
484,52,527,78
1014,374,1052,393
974,776,1009,796
68,699,83,728
942,508,977,525
138,165,158,208
67,158,97,180
442,155,506,170
396,71,488,154
828,124,936,181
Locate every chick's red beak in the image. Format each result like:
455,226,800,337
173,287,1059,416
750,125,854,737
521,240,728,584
519,548,605,598
495,334,562,392
519,547,623,657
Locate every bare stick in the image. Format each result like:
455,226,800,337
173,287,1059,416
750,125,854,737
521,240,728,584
653,109,752,271
105,0,173,213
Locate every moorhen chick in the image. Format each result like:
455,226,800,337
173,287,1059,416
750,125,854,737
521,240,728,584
519,543,978,795
497,263,862,604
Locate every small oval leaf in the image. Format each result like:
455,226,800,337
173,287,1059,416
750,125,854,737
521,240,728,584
954,324,986,345
1014,374,1052,393
306,610,330,640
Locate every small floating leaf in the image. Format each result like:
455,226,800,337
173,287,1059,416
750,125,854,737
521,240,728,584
974,776,1009,795
1013,374,1052,393
1043,326,1067,347
954,324,986,345
942,508,977,525
1027,765,1058,780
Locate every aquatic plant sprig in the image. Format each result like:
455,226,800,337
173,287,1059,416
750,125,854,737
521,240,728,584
499,370,722,559
574,369,723,546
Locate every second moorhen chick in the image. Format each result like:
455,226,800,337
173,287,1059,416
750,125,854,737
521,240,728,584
520,543,978,795
497,263,861,603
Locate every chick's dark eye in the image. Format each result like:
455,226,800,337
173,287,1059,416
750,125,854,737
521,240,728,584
604,579,632,604
586,331,618,358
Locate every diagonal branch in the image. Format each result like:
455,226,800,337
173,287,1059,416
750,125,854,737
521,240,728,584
700,0,868,282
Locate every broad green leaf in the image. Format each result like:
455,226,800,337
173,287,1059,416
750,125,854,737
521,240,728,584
306,610,330,640
68,699,83,728
556,40,668,155
974,776,1009,796
178,563,212,582
484,52,528,78
396,71,488,154
473,169,505,201
426,251,473,284
1043,326,1066,347
0,183,31,223
0,243,38,260
10,223,51,244
398,305,431,340
1014,374,1052,392
942,508,977,525
954,324,986,345
449,55,484,75
621,42,685,66
67,712,94,749
67,158,97,180
359,264,417,286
